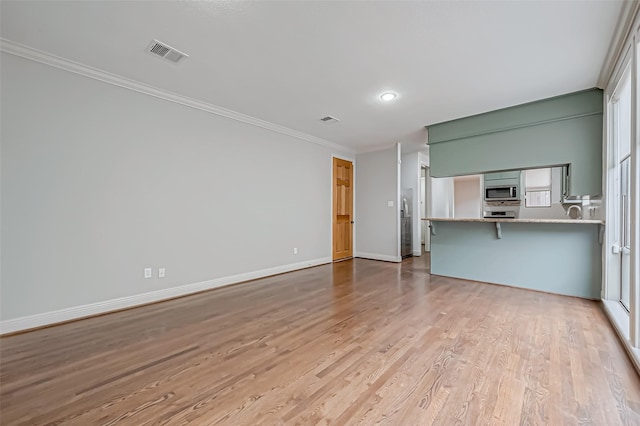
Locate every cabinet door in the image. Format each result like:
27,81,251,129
500,171,521,180
485,171,520,181
484,172,502,181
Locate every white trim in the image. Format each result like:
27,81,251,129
396,143,402,260
357,142,398,155
0,257,331,335
602,299,640,375
598,0,640,89
355,252,402,263
601,5,640,351
603,82,620,302
0,38,354,154
630,31,640,346
413,156,422,256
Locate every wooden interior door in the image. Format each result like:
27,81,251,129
333,158,353,261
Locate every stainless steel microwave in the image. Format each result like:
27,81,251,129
485,185,519,201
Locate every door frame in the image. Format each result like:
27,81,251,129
331,154,356,261
622,155,632,310
420,162,430,253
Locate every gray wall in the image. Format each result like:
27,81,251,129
1,53,351,322
355,146,399,261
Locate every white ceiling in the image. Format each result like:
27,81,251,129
0,1,627,153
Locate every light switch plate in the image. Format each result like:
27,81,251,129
387,201,394,207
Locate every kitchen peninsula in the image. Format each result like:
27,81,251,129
425,88,606,300
424,217,604,299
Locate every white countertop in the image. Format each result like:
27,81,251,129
422,217,604,225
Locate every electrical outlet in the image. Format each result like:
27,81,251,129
293,247,298,255
159,268,166,278
387,201,394,207
144,268,152,279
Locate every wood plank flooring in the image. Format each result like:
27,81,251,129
2,255,640,425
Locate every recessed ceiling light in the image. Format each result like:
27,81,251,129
380,92,397,101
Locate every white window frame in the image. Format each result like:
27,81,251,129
602,6,640,367
523,168,552,208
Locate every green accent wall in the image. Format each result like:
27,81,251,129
428,89,603,196
430,221,602,299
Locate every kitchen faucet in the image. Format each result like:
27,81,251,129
566,205,582,219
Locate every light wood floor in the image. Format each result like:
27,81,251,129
2,255,640,425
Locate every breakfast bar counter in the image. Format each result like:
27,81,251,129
424,217,604,224
422,217,604,299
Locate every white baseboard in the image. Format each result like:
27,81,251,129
0,257,332,335
601,299,640,375
355,252,402,263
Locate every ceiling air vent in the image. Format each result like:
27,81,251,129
146,39,188,64
320,116,340,123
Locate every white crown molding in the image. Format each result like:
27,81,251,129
355,142,399,155
597,0,640,89
0,256,332,335
0,38,355,154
